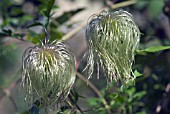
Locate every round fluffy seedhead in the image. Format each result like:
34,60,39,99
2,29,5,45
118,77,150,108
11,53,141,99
85,10,140,87
22,41,76,107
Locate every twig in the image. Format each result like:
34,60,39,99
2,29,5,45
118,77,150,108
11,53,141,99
0,78,21,112
0,70,22,112
68,94,84,114
8,95,18,112
61,0,136,41
0,69,22,101
76,71,112,114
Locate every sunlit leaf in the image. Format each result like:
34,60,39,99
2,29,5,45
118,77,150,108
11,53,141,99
144,46,170,52
136,46,170,55
26,32,45,45
50,30,64,41
134,91,146,100
134,70,143,77
126,87,136,96
88,97,102,106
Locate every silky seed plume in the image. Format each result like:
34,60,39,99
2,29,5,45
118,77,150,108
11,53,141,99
85,10,140,87
22,41,76,107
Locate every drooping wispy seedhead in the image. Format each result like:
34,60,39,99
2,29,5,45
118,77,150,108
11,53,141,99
22,41,76,107
85,10,140,87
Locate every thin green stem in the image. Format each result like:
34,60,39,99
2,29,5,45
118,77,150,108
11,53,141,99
43,28,50,44
129,105,132,114
123,106,126,114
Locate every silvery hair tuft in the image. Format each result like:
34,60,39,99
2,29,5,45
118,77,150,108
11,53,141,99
22,41,76,107
85,10,140,87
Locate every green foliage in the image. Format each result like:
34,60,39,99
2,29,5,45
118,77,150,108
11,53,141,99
0,0,34,28
136,46,170,55
0,28,24,38
87,86,146,114
26,31,45,45
44,0,55,17
134,70,142,77
148,0,164,18
26,1,85,45
136,0,164,18
0,0,170,114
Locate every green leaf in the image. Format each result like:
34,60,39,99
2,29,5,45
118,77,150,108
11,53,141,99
136,46,170,55
136,111,147,114
144,46,170,52
41,8,47,16
52,5,59,10
27,22,44,28
55,8,85,25
135,50,147,55
39,0,55,18
26,32,45,45
2,28,12,36
126,87,136,96
49,30,64,41
46,0,55,17
10,7,23,16
88,97,103,107
134,70,142,77
115,94,125,103
109,93,118,99
0,28,13,37
148,0,164,18
12,33,25,38
133,91,146,101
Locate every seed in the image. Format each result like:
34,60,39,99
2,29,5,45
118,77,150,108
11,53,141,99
22,41,76,107
85,10,140,87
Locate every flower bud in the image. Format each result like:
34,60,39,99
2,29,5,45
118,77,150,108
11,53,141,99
22,41,76,107
85,10,140,87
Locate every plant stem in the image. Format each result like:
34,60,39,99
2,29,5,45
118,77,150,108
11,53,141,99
76,71,112,114
129,105,132,114
123,107,126,114
0,78,21,112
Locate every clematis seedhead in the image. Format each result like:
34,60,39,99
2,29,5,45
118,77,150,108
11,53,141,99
22,41,76,107
85,10,140,87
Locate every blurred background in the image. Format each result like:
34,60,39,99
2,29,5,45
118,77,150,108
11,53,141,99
0,0,170,114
